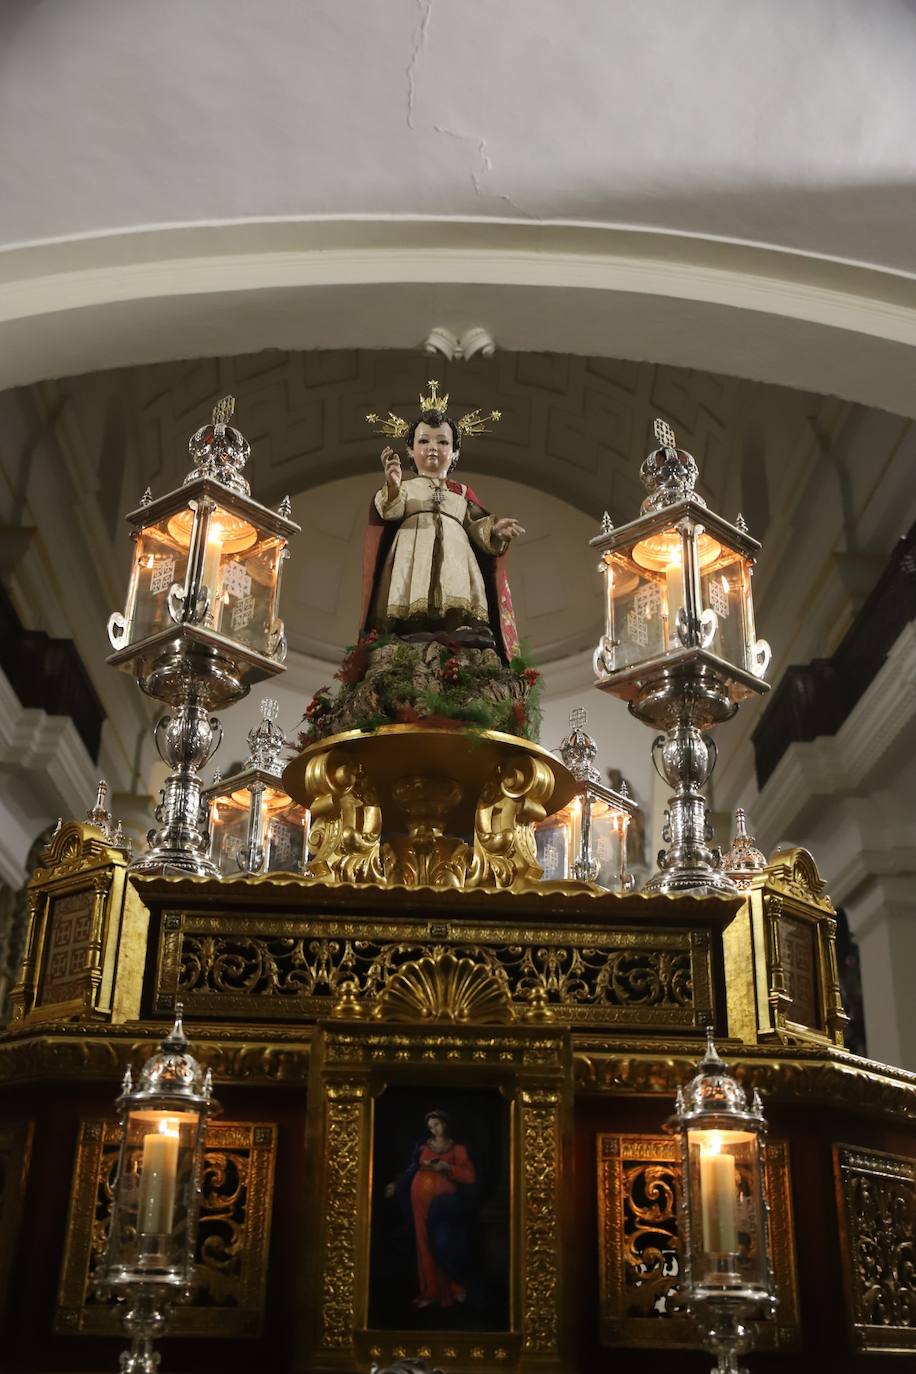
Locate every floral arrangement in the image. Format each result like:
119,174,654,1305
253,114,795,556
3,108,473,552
298,637,542,745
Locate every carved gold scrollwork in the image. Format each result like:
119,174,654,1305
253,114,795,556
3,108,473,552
381,774,473,888
304,748,385,883
834,1144,916,1352
469,753,555,889
519,1089,561,1354
373,951,514,1023
56,1120,276,1336
319,1083,365,1350
597,1133,801,1350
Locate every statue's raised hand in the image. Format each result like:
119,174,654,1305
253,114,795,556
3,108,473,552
381,446,402,496
493,516,525,544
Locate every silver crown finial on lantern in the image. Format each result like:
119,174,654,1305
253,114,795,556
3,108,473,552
245,697,287,772
639,417,704,514
560,708,602,785
184,394,252,496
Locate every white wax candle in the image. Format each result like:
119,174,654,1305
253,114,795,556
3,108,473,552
201,529,225,632
665,557,684,634
700,1142,738,1254
137,1123,180,1236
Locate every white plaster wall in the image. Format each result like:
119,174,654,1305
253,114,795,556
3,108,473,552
3,0,916,274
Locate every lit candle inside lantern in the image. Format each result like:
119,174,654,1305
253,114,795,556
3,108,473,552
200,522,226,632
665,548,684,630
699,1132,738,1254
137,1117,180,1236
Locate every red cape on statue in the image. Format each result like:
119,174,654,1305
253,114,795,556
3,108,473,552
359,480,520,661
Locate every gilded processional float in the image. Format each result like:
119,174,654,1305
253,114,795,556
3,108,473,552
0,386,914,1374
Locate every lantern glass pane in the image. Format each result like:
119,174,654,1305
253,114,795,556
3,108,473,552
590,802,625,890
203,530,286,653
209,795,250,872
127,517,191,645
535,816,571,881
686,1127,768,1292
108,1109,201,1275
699,548,752,671
265,803,310,873
603,549,675,670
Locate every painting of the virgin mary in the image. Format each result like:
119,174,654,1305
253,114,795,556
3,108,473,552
368,1088,509,1332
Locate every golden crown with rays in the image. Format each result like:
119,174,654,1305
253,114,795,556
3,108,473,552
366,380,501,441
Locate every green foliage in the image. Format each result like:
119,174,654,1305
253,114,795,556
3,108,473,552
302,635,544,742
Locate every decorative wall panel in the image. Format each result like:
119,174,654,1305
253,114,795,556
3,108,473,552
157,910,713,1032
56,1119,277,1336
596,1133,800,1350
833,1143,916,1353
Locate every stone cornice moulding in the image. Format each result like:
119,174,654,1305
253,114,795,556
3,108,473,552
2,221,916,414
751,620,916,850
0,669,98,819
828,853,916,916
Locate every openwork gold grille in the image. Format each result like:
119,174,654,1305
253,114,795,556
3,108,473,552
833,1144,916,1353
596,1133,800,1349
158,912,710,1030
56,1119,276,1336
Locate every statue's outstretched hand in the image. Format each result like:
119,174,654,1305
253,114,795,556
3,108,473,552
381,446,402,495
493,516,525,544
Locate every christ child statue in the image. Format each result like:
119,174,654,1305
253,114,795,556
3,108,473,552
361,392,524,659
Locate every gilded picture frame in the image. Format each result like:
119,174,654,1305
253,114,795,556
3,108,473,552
307,1023,571,1374
596,1132,800,1350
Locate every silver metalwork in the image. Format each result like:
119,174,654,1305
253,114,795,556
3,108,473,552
666,1029,776,1374
202,698,311,876
106,398,300,876
591,420,771,895
601,510,614,535
640,417,704,514
96,1009,217,1374
557,708,637,887
183,394,251,496
277,494,292,518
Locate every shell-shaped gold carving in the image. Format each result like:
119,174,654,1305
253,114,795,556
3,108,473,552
375,952,514,1024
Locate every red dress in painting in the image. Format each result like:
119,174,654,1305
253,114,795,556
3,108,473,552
410,1142,476,1306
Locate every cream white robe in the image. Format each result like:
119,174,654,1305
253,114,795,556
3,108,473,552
372,476,503,628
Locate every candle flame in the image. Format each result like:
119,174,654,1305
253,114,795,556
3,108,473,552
704,1131,723,1156
157,1117,180,1138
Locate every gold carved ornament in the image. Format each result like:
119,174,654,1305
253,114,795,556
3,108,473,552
468,754,555,890
369,951,514,1023
304,748,385,884
833,1144,916,1352
596,1133,800,1350
167,914,701,1029
56,1119,277,1336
